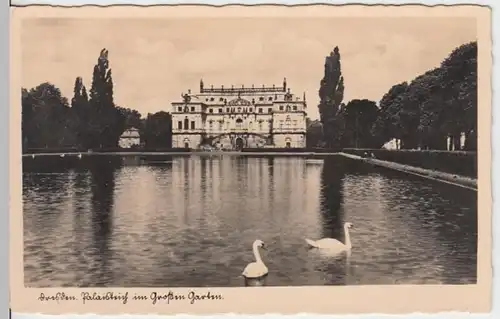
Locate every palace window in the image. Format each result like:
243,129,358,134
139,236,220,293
236,118,243,129
268,108,272,113
209,108,213,113
184,118,189,130
293,105,297,111
226,108,230,112
279,105,284,111
249,108,253,112
219,108,223,113
269,97,273,101
252,99,255,104
209,120,213,130
258,108,263,113
191,121,195,129
191,106,195,112
210,97,214,102
220,97,224,102
178,121,182,129
238,107,242,112
178,107,182,112
286,105,291,112
219,121,223,130
259,97,264,101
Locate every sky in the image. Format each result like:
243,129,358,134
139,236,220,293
21,17,477,120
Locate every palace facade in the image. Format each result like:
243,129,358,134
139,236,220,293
171,78,307,150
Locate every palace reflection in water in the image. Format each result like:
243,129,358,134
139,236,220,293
23,155,477,287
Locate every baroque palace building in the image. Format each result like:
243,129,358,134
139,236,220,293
171,78,307,150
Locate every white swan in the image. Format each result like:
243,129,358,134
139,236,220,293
60,153,65,158
31,154,35,159
242,239,268,279
305,222,354,252
77,153,82,159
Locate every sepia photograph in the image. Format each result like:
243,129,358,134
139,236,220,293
10,3,491,315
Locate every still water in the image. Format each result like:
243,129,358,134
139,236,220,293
23,155,477,287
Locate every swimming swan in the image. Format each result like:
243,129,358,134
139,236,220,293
242,239,268,279
305,222,354,252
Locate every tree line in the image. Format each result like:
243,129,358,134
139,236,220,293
309,41,477,151
21,48,172,152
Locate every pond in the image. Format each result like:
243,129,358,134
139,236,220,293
22,154,477,287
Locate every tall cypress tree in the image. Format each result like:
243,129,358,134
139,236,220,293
318,46,345,148
71,76,90,148
88,48,124,148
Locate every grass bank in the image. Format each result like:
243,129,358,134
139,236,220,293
340,152,477,191
343,148,477,179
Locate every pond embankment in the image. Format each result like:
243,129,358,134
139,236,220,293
339,150,477,191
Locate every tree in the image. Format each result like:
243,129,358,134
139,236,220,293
342,99,379,148
87,48,125,148
306,118,323,147
440,42,477,150
142,111,172,148
71,76,90,148
371,82,408,147
117,106,142,129
21,83,77,150
318,47,345,148
21,49,148,153
371,41,477,151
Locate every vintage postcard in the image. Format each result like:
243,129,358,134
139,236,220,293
10,3,492,315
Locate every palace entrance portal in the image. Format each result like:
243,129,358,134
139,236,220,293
206,133,270,151
235,138,244,150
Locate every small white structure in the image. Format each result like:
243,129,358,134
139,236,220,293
446,132,466,151
119,127,141,149
382,138,401,150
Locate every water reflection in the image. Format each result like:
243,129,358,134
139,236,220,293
319,158,345,240
23,155,477,287
88,160,117,286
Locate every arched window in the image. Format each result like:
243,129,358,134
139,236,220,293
236,118,243,129
184,118,189,130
